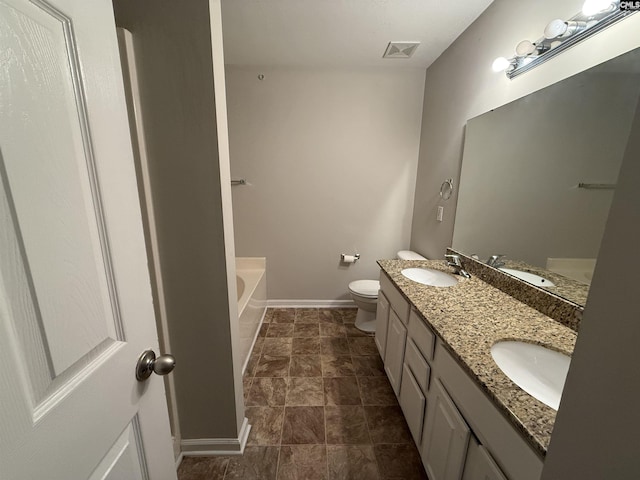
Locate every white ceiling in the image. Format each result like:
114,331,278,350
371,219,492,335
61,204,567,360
221,0,494,69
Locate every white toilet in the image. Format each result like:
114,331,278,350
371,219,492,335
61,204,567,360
348,250,427,332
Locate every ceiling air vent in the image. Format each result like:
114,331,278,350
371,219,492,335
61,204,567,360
383,42,420,59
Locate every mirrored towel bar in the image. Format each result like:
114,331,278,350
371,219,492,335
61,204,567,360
577,183,616,190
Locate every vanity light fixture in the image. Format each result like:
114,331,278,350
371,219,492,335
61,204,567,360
491,56,515,73
543,19,588,39
492,0,636,79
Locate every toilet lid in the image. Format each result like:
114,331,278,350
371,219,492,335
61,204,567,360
349,280,380,298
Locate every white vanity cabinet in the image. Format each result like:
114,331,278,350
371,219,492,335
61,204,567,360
378,272,411,395
433,341,543,480
375,291,390,359
399,309,434,445
377,270,544,480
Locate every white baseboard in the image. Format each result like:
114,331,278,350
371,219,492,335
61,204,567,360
175,452,184,470
267,299,357,308
180,417,251,456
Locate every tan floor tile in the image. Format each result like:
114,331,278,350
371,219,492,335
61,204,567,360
324,377,361,405
321,355,355,377
352,355,385,377
271,308,295,323
320,337,350,355
255,355,291,377
295,308,319,323
243,376,253,400
290,355,322,377
262,309,274,323
263,338,293,356
318,309,343,324
327,445,380,480
246,378,288,406
374,444,428,480
277,445,328,480
348,337,378,355
292,337,321,355
358,377,398,406
245,407,284,446
325,406,371,444
245,353,261,378
364,406,412,444
224,446,279,480
177,456,229,480
281,406,325,444
320,323,347,338
258,323,270,337
293,323,320,337
253,337,265,354
286,377,324,406
267,324,295,338
340,308,358,324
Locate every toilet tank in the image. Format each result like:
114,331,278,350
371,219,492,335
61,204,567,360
397,250,427,260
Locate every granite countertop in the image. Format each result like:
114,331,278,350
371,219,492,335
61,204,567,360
377,259,577,457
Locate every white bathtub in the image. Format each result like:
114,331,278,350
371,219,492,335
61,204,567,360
236,257,267,374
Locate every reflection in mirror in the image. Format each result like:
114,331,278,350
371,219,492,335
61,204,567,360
453,47,640,307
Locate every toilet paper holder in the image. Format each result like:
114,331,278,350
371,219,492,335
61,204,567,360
341,253,361,263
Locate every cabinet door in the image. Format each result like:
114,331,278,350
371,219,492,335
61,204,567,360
400,363,426,445
375,291,390,360
384,309,407,396
462,437,507,480
422,379,470,480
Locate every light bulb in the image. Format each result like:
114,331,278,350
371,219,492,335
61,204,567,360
492,57,511,72
544,19,568,39
544,19,587,39
582,0,615,16
515,40,536,57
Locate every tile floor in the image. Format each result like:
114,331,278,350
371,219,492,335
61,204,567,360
178,308,428,480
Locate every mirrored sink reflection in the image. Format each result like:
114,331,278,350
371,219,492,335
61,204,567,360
491,341,571,410
401,268,458,287
499,268,556,287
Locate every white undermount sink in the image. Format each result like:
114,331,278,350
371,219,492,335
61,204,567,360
490,341,571,410
401,268,458,287
499,268,556,287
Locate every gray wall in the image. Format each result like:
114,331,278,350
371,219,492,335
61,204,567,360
113,0,242,440
226,67,425,300
410,0,640,260
453,71,639,267
542,93,640,480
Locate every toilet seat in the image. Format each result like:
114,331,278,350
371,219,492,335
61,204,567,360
348,280,380,298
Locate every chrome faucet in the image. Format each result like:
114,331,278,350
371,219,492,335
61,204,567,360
486,254,506,268
445,254,471,278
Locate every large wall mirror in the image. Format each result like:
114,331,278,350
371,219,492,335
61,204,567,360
453,47,640,307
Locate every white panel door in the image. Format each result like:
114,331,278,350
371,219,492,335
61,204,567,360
0,0,176,478
422,379,471,480
375,290,390,359
384,309,407,396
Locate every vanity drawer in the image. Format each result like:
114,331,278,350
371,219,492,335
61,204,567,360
405,338,430,393
408,309,435,361
380,272,410,322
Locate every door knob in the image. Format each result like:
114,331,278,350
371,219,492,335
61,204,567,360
136,349,176,381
